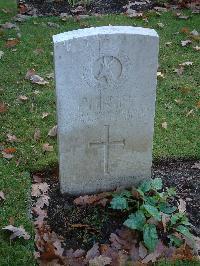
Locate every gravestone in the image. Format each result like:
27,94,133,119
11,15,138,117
53,26,159,195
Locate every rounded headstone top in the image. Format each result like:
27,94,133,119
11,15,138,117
53,26,158,44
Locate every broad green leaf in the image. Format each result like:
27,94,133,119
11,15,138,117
144,196,158,206
138,179,152,193
159,202,177,214
168,234,183,247
143,224,158,251
120,190,132,198
171,213,190,226
152,178,163,190
110,196,128,210
124,211,146,231
176,225,193,239
143,204,161,221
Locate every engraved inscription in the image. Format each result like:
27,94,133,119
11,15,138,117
93,56,122,85
89,125,125,174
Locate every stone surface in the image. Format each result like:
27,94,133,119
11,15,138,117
53,26,159,195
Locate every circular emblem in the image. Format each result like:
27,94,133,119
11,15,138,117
93,56,122,85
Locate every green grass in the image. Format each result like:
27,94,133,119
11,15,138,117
0,0,199,265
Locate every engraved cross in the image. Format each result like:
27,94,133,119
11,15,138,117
89,125,125,174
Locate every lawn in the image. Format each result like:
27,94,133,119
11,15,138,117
0,0,199,265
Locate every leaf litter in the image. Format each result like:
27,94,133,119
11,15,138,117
31,161,200,265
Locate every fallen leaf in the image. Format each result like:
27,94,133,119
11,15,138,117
85,243,100,261
161,213,170,233
42,143,54,152
42,112,49,119
46,73,54,79
157,72,164,78
157,22,164,28
74,192,110,206
0,102,7,113
18,95,28,101
0,191,6,200
31,182,49,197
6,134,18,142
34,128,41,141
174,99,183,104
181,40,192,46
48,125,57,137
5,38,20,48
174,66,184,76
3,225,30,240
175,13,189,20
179,61,193,67
2,151,14,159
180,27,190,34
186,109,194,117
89,255,112,266
178,199,186,213
3,147,16,154
1,22,17,29
142,240,166,263
165,42,172,46
139,242,147,259
190,29,199,36
161,122,167,129
191,162,200,169
25,69,49,85
0,51,4,59
193,46,200,51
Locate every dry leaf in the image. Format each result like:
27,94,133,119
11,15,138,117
34,128,41,141
181,40,192,46
18,95,28,101
190,29,199,36
25,69,49,85
42,112,49,119
3,147,16,154
165,42,172,46
180,27,190,34
174,99,183,104
7,134,18,142
42,143,54,152
5,38,20,48
0,102,7,113
0,51,4,59
161,213,170,233
174,66,184,76
178,199,186,213
157,72,164,78
89,255,112,266
48,125,57,137
186,109,194,117
193,46,200,51
154,7,167,12
3,225,30,240
46,73,54,79
180,61,193,66
161,122,167,129
74,192,110,206
139,242,147,259
191,162,200,169
157,22,164,28
2,151,14,159
0,191,6,200
32,182,49,197
86,243,100,261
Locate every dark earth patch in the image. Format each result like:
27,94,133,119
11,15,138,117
32,158,200,250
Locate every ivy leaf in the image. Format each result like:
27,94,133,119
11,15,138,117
124,211,146,231
143,204,161,221
151,178,163,190
110,195,128,210
138,179,152,193
168,234,183,247
176,225,193,239
143,224,158,251
159,202,177,214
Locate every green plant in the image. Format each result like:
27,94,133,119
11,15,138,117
110,178,194,251
67,0,91,7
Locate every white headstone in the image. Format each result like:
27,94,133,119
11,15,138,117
53,26,159,195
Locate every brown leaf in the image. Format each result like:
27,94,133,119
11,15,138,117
0,191,6,200
5,38,20,48
6,134,18,142
34,128,41,141
171,244,193,260
180,27,190,34
3,147,16,154
0,102,7,113
48,125,57,137
74,192,111,206
142,240,166,263
25,69,49,85
161,213,170,233
89,255,112,266
31,182,49,197
2,151,14,159
42,143,54,152
3,225,30,240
